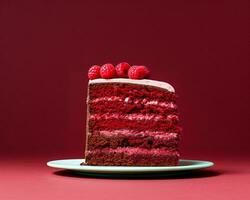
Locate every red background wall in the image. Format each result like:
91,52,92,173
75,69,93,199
0,0,249,159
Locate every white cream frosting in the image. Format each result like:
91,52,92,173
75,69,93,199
89,78,175,92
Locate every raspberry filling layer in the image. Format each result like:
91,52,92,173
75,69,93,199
85,147,180,166
87,130,180,150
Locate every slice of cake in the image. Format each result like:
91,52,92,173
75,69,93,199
85,77,181,166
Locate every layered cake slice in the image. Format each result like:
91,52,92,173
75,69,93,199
85,76,181,166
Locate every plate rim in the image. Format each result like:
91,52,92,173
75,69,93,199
47,159,214,173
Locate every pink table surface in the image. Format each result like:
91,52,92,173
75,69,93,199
1,154,249,200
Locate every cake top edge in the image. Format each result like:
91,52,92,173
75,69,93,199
88,78,175,92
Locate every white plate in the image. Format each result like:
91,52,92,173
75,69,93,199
47,159,214,174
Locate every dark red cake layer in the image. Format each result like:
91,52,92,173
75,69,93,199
87,130,180,150
85,147,179,166
89,83,177,102
89,113,180,132
89,96,178,115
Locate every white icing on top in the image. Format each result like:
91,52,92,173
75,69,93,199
89,78,175,92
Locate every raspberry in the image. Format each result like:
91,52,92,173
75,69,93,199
128,65,150,79
100,63,116,79
116,62,131,78
88,65,101,80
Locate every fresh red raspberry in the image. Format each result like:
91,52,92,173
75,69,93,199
100,63,116,79
116,62,131,78
128,65,150,79
88,65,101,80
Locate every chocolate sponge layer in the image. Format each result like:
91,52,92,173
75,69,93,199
85,147,179,166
